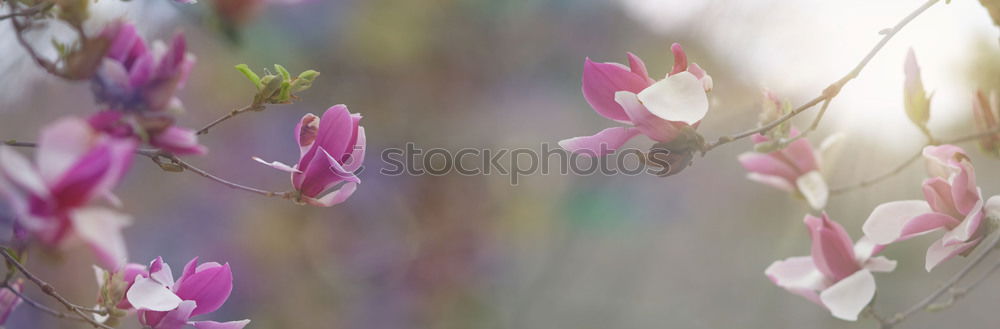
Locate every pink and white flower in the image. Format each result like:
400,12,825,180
738,129,842,210
0,280,22,326
89,22,206,155
126,257,248,329
254,104,364,207
559,43,712,156
0,118,136,270
766,213,896,321
863,145,998,271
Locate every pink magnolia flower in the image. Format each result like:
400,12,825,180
738,129,842,210
766,213,896,321
90,22,206,155
863,145,999,271
254,105,364,207
0,280,23,325
126,257,248,329
0,118,136,270
559,43,712,156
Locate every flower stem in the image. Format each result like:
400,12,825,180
196,103,264,136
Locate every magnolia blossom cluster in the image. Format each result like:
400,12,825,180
0,4,367,326
559,43,712,174
766,145,1000,320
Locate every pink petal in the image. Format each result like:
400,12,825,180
294,113,320,156
558,127,641,157
191,320,251,329
305,181,357,207
922,177,960,218
149,257,175,288
949,161,979,215
127,277,182,312
922,144,966,179
863,200,957,244
581,57,652,122
0,281,22,325
819,269,876,321
295,147,359,198
669,43,688,76
147,300,197,329
805,214,859,281
625,52,654,84
70,207,131,270
925,237,981,271
940,197,984,247
764,256,826,305
36,118,94,184
151,126,207,156
614,91,683,142
298,105,353,176
342,126,365,172
737,152,798,184
173,261,233,317
782,134,820,174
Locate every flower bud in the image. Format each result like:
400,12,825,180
646,126,703,177
904,49,932,136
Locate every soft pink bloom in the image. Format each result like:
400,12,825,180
89,110,207,156
94,22,194,114
126,257,248,329
863,145,999,271
0,118,136,270
559,43,712,156
89,22,206,155
0,280,23,325
766,214,896,321
254,105,364,207
738,129,841,210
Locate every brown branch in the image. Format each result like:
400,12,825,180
0,250,112,329
196,103,264,136
6,0,73,80
876,231,1000,329
701,0,941,153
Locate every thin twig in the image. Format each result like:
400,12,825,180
878,231,1000,328
702,0,941,152
0,1,51,21
7,0,72,80
196,103,263,135
0,250,112,329
830,126,1000,195
3,140,291,199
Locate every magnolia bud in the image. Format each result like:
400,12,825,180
904,49,931,136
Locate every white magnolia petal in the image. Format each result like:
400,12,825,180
819,269,876,321
252,157,302,173
126,277,182,312
863,256,897,273
70,207,131,270
862,200,933,244
796,171,829,210
636,71,709,124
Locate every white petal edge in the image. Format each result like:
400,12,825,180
635,71,709,124
252,157,301,173
126,277,183,312
819,269,876,321
862,200,933,244
796,170,829,210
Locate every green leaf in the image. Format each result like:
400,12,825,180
274,64,291,82
235,64,262,90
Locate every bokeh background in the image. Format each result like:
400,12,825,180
2,0,1000,328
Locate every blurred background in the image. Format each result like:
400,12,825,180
2,0,1000,328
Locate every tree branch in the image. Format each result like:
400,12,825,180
701,0,941,153
877,231,1000,328
0,250,112,329
196,103,264,136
